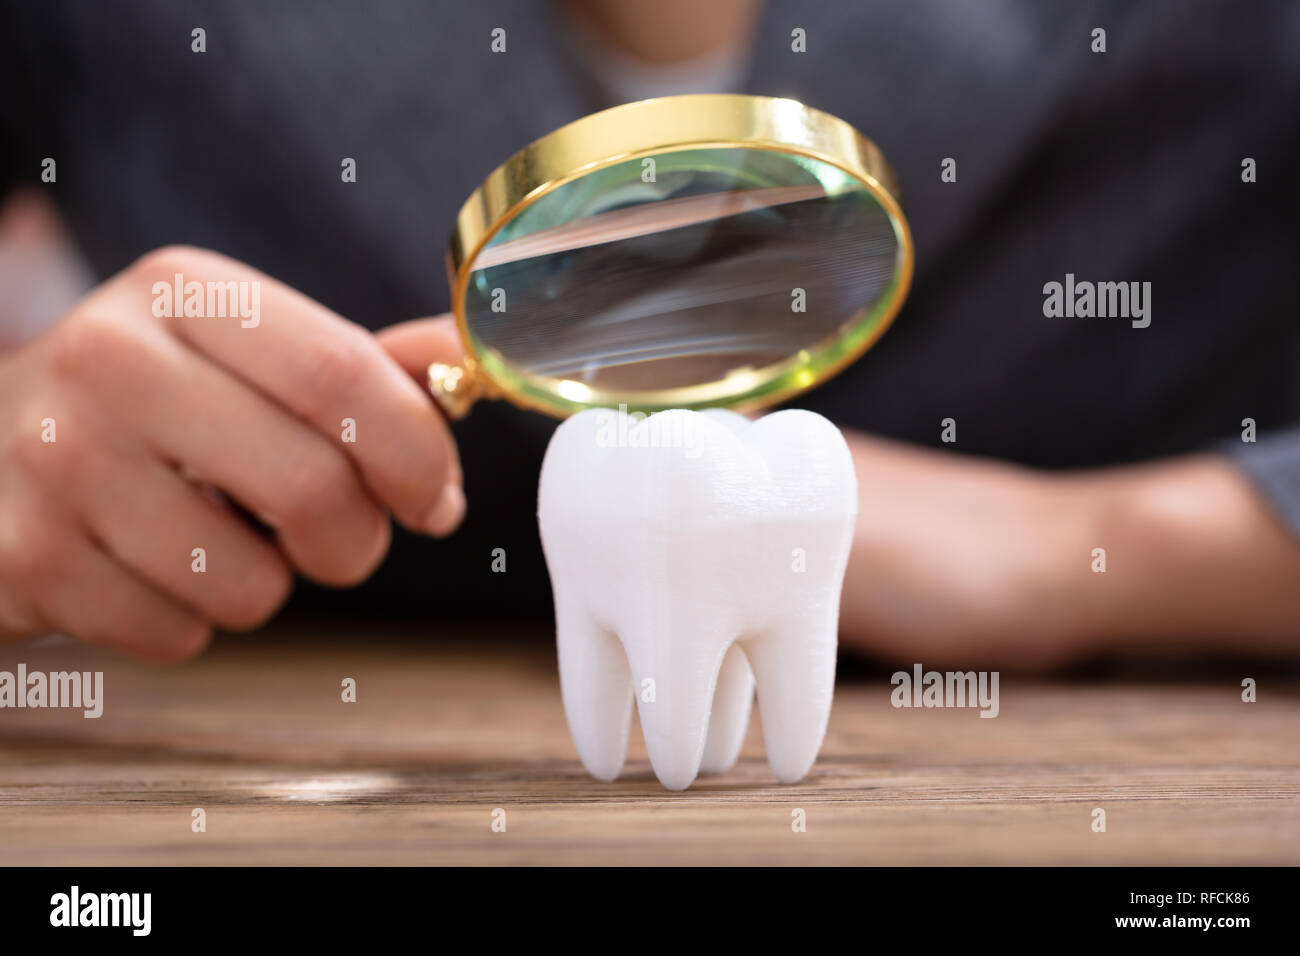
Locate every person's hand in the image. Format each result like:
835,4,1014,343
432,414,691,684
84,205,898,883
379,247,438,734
0,246,464,660
839,432,1300,670
373,313,467,391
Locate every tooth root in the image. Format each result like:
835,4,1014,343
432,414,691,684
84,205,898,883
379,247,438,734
700,643,754,775
555,599,634,782
622,624,733,791
747,616,838,784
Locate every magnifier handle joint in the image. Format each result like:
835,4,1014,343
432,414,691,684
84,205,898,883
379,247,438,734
428,359,487,420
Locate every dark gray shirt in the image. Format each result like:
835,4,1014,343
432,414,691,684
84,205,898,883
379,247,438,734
2,0,1297,617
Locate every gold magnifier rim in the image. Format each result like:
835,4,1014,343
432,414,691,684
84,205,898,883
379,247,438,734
446,93,914,419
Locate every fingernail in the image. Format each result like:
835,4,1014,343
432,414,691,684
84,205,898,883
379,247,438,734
425,482,466,537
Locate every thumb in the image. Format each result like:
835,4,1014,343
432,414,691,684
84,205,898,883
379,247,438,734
375,313,466,381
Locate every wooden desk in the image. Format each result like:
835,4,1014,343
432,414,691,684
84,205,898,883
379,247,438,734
1,629,1297,865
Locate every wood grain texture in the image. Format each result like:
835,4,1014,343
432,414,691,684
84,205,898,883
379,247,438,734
1,629,1297,865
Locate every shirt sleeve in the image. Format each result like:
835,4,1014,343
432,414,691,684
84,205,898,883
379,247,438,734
1221,428,1300,541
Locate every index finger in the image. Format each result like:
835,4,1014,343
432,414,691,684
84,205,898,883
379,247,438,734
107,246,462,535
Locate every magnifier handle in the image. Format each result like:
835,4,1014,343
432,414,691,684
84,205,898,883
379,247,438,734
427,358,490,420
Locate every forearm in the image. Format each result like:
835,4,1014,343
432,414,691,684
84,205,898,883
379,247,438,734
837,431,1300,667
1067,454,1300,655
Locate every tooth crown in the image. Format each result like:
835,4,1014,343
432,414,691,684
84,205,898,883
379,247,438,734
539,408,858,790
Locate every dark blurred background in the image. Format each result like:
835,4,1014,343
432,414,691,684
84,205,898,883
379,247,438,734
1,0,1296,626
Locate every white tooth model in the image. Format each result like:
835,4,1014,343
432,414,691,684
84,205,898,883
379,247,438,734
538,407,858,790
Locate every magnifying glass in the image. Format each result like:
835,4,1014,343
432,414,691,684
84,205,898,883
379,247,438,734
429,94,913,419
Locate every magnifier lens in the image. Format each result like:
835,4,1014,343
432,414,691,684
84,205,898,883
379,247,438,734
462,147,901,395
